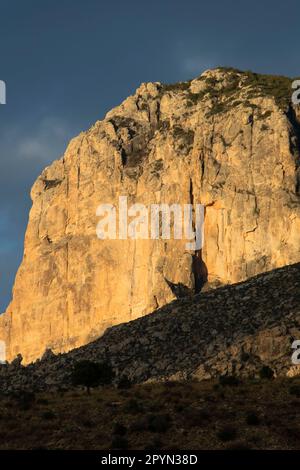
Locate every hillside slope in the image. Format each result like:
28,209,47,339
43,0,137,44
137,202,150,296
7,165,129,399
1,262,299,392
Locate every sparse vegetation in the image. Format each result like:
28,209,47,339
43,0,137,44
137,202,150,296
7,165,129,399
111,435,129,449
147,413,171,433
161,68,299,119
0,376,300,449
219,375,240,387
71,360,114,394
217,425,237,442
246,411,260,426
242,71,295,110
289,384,300,398
113,422,127,436
259,365,274,380
123,398,144,414
162,81,191,92
117,375,132,390
14,390,35,411
172,126,194,154
41,410,56,420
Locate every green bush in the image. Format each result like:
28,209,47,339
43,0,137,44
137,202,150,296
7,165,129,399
111,436,129,449
259,366,274,380
217,426,237,442
144,437,163,450
241,352,250,362
289,384,300,398
36,397,49,405
183,407,210,426
130,413,171,433
226,441,252,450
163,81,191,92
41,410,56,420
14,390,36,411
71,360,114,393
246,411,260,426
147,413,171,433
219,375,240,386
123,398,144,414
113,422,127,436
117,375,132,390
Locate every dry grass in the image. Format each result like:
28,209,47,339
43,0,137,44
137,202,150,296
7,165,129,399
0,377,300,450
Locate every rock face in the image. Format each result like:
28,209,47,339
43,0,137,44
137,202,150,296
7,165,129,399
0,263,299,392
1,68,300,363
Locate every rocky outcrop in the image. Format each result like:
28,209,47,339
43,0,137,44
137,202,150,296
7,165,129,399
1,68,300,363
0,262,299,392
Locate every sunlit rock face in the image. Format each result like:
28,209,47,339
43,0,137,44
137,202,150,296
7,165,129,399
1,68,300,363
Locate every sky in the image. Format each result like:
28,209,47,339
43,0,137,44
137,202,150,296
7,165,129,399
0,0,299,311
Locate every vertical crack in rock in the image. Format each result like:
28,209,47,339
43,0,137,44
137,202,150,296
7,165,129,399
77,163,80,190
121,149,127,167
287,105,300,195
199,150,205,187
189,177,208,293
129,240,137,318
66,240,69,338
192,250,208,294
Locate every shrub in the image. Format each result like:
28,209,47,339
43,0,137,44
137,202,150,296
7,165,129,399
113,422,127,436
242,71,294,110
184,407,210,426
163,81,191,92
163,380,178,389
147,413,171,433
226,441,252,450
41,410,56,420
172,126,195,151
246,412,260,426
219,375,240,387
111,436,129,449
144,437,163,450
217,426,237,442
117,375,132,390
131,414,171,433
123,398,144,414
130,417,148,432
259,366,274,380
289,384,300,398
71,360,114,393
36,397,49,406
14,390,35,410
81,418,94,428
241,352,250,362
283,426,300,441
174,403,184,413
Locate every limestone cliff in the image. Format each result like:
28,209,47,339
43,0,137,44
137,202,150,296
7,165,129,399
1,68,300,363
0,262,299,392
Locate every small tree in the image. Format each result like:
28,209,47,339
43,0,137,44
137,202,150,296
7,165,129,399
71,360,114,394
259,365,274,380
